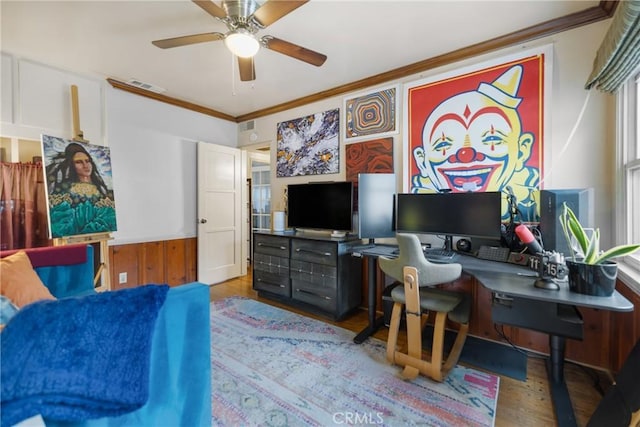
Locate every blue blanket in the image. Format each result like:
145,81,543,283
0,284,169,427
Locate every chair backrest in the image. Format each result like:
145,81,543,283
378,233,462,286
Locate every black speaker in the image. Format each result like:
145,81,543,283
539,188,594,256
456,238,472,252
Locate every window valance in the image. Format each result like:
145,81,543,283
585,0,640,93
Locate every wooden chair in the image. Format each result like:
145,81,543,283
379,233,470,382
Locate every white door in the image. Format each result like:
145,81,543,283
197,142,246,285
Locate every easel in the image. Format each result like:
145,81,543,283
53,232,113,291
70,85,90,143
52,85,112,291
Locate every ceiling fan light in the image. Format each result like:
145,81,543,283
225,30,260,58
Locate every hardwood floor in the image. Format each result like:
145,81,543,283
209,271,611,427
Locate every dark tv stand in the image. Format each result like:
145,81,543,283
252,231,362,320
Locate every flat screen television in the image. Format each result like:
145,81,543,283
357,173,396,242
287,182,353,234
396,191,502,250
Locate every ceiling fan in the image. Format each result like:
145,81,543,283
152,0,327,82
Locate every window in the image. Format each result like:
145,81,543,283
616,68,640,287
251,160,271,233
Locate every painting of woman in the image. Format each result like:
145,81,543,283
42,135,117,238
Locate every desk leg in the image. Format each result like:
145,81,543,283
546,335,577,427
354,256,385,344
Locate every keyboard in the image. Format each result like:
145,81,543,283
424,248,456,260
476,245,511,262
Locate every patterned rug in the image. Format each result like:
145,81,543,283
211,297,499,426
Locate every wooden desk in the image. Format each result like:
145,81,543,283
352,247,634,427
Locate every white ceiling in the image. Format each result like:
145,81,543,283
1,0,603,119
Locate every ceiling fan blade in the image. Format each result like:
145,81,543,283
262,36,327,67
238,56,256,82
152,32,224,49
192,0,227,19
253,0,308,27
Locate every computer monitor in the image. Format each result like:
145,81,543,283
396,192,503,250
357,173,396,242
287,182,353,233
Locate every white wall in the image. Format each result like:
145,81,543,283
237,20,616,248
105,88,237,244
0,54,238,245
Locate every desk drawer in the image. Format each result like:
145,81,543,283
254,253,289,276
290,260,336,288
491,296,583,340
292,280,336,312
291,240,337,266
254,270,290,297
254,234,290,257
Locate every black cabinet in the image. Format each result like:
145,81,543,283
252,231,362,320
253,234,290,297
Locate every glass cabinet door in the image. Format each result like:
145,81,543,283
251,160,271,233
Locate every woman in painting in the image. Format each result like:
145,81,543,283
47,142,111,200
45,140,117,237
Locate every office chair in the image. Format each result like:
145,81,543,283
587,338,640,427
379,233,470,382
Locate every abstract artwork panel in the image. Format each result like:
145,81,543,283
344,86,398,140
41,135,117,238
345,137,394,211
276,108,339,177
404,45,551,222
345,137,394,182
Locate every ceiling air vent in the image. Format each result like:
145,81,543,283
127,79,166,94
239,120,255,132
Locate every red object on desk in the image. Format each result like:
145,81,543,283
515,225,543,254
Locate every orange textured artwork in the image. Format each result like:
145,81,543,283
345,137,394,183
346,138,393,211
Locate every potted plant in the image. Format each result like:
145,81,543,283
559,202,640,296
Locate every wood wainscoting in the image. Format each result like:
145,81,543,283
361,262,640,373
108,237,197,290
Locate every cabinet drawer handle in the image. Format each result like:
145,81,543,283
295,248,331,257
256,278,285,288
296,288,331,300
257,242,287,250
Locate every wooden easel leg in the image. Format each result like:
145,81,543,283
54,232,112,292
96,239,111,291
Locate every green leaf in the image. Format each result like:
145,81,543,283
568,216,589,256
584,228,599,263
593,244,640,264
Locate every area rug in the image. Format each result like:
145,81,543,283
422,325,528,381
211,297,499,426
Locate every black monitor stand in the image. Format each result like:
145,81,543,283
443,235,454,252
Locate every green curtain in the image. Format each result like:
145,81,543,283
585,0,640,93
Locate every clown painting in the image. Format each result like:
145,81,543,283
405,49,548,222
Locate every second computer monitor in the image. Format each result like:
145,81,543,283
396,192,503,241
357,173,396,241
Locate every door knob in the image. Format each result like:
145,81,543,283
200,218,207,224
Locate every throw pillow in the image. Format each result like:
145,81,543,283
0,251,56,308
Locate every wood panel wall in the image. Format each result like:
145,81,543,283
361,261,640,372
108,237,197,290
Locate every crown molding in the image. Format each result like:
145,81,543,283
107,1,617,124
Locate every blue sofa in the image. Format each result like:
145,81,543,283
1,244,211,426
